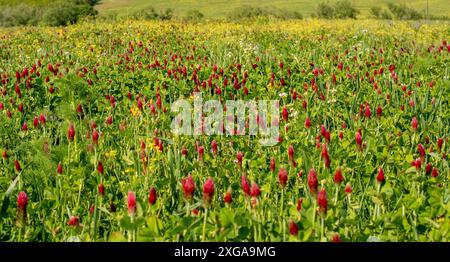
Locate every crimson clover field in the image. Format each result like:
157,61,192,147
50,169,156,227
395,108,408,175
0,20,449,242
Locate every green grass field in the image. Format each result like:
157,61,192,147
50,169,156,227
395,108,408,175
95,0,450,18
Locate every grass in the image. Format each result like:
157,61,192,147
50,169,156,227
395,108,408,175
95,0,450,18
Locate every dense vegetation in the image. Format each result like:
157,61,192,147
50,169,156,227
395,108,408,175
0,20,448,241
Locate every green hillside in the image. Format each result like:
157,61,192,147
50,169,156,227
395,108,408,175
95,0,450,18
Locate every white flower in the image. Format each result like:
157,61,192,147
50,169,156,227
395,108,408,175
290,109,299,118
327,99,337,104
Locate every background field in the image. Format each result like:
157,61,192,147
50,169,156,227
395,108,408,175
95,0,450,18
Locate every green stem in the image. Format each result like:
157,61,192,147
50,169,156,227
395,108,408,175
374,183,381,220
312,200,317,237
321,216,325,241
281,188,285,241
202,206,208,242
92,195,99,241
18,226,23,242
334,185,339,205
253,221,257,241
129,215,134,242
258,214,262,241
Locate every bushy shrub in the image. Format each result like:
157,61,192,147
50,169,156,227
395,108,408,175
370,3,450,21
370,3,426,20
227,6,302,20
316,2,334,19
42,2,96,26
316,1,359,19
387,3,423,20
159,8,173,20
130,7,159,20
370,6,381,19
334,0,359,19
228,6,264,19
130,7,173,21
381,10,393,20
184,10,204,22
317,2,329,18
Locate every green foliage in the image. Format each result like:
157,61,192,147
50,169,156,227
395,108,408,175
387,3,423,20
159,8,173,20
334,0,359,19
370,6,381,19
367,3,448,21
129,7,173,21
42,2,97,26
381,9,393,20
184,10,205,22
129,7,159,20
316,1,359,19
316,2,335,19
227,5,302,20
